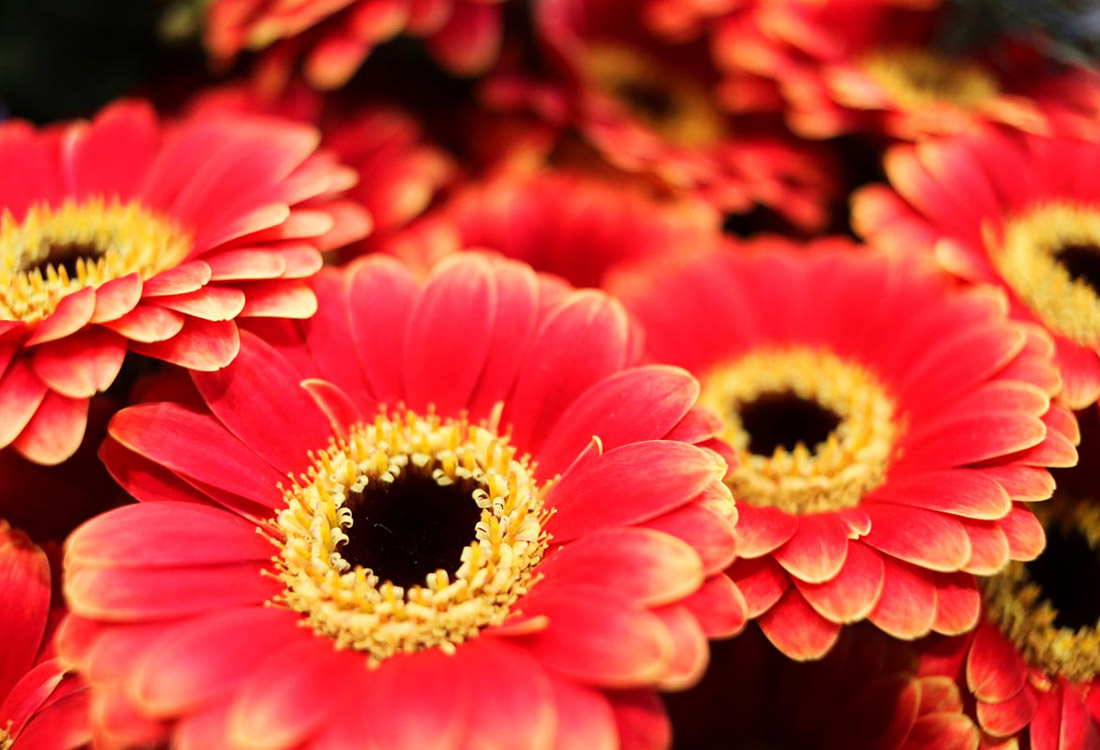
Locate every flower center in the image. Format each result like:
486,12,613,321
582,43,726,148
983,497,1100,682
861,47,999,110
699,348,900,514
0,198,192,323
991,203,1100,347
271,409,549,663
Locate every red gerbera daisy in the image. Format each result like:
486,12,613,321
710,0,1100,140
0,100,368,466
205,0,508,91
919,416,1100,750
855,128,1100,410
667,624,980,750
189,81,457,259
388,169,721,289
612,239,1076,660
60,252,744,750
485,0,838,231
0,521,90,750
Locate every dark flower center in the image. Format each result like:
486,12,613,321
1026,522,1100,630
740,392,841,455
341,472,483,588
614,78,679,123
1055,243,1100,296
24,243,103,278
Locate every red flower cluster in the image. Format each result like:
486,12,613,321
3,0,1100,748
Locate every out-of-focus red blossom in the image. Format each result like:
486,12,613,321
667,624,980,750
612,239,1077,660
189,81,457,258
386,169,722,288
922,620,1100,750
204,0,509,92
0,522,90,750
0,100,369,466
483,0,838,232
705,0,1100,140
59,252,745,750
856,128,1100,410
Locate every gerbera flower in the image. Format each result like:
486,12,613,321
667,624,980,750
710,0,1100,140
919,411,1100,750
612,239,1076,659
60,252,743,749
0,99,368,465
189,81,457,258
855,128,1100,410
484,0,838,231
0,521,90,750
204,0,508,92
388,169,721,289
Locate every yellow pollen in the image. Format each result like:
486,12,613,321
982,498,1100,683
989,202,1100,347
0,724,10,750
699,347,901,514
0,197,192,323
861,47,999,111
582,43,726,149
270,408,550,664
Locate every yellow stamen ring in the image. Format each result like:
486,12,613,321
990,202,1100,347
0,198,192,323
861,47,1000,111
700,347,901,514
271,409,550,664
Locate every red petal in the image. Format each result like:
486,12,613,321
653,605,709,690
452,639,556,750
795,541,885,624
24,287,95,346
141,261,212,297
507,586,673,687
130,606,298,717
238,280,317,318
966,624,1028,703
536,365,699,478
9,690,92,750
727,556,790,619
298,269,371,400
66,502,272,568
1000,505,1046,561
867,558,936,639
227,635,353,750
981,465,1054,503
0,527,50,704
680,573,747,638
347,255,420,405
156,286,246,322
102,304,185,343
537,528,703,607
108,401,284,509
204,248,288,281
12,392,88,465
90,274,143,323
862,504,971,572
505,290,631,454
608,689,671,750
773,513,850,584
31,328,126,399
300,378,365,435
402,254,495,416
191,330,332,473
547,679,616,750
426,2,501,75
130,317,240,371
546,442,723,543
0,361,49,449
98,437,212,506
962,522,1011,575
67,100,156,199
932,572,981,635
976,685,1039,737
897,413,1047,470
65,561,278,621
731,504,799,558
870,470,1011,520
642,500,737,575
758,587,841,661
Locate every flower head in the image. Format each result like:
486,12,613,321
613,240,1076,659
485,0,838,231
711,0,1100,140
60,253,742,749
855,128,1100,409
0,100,368,465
